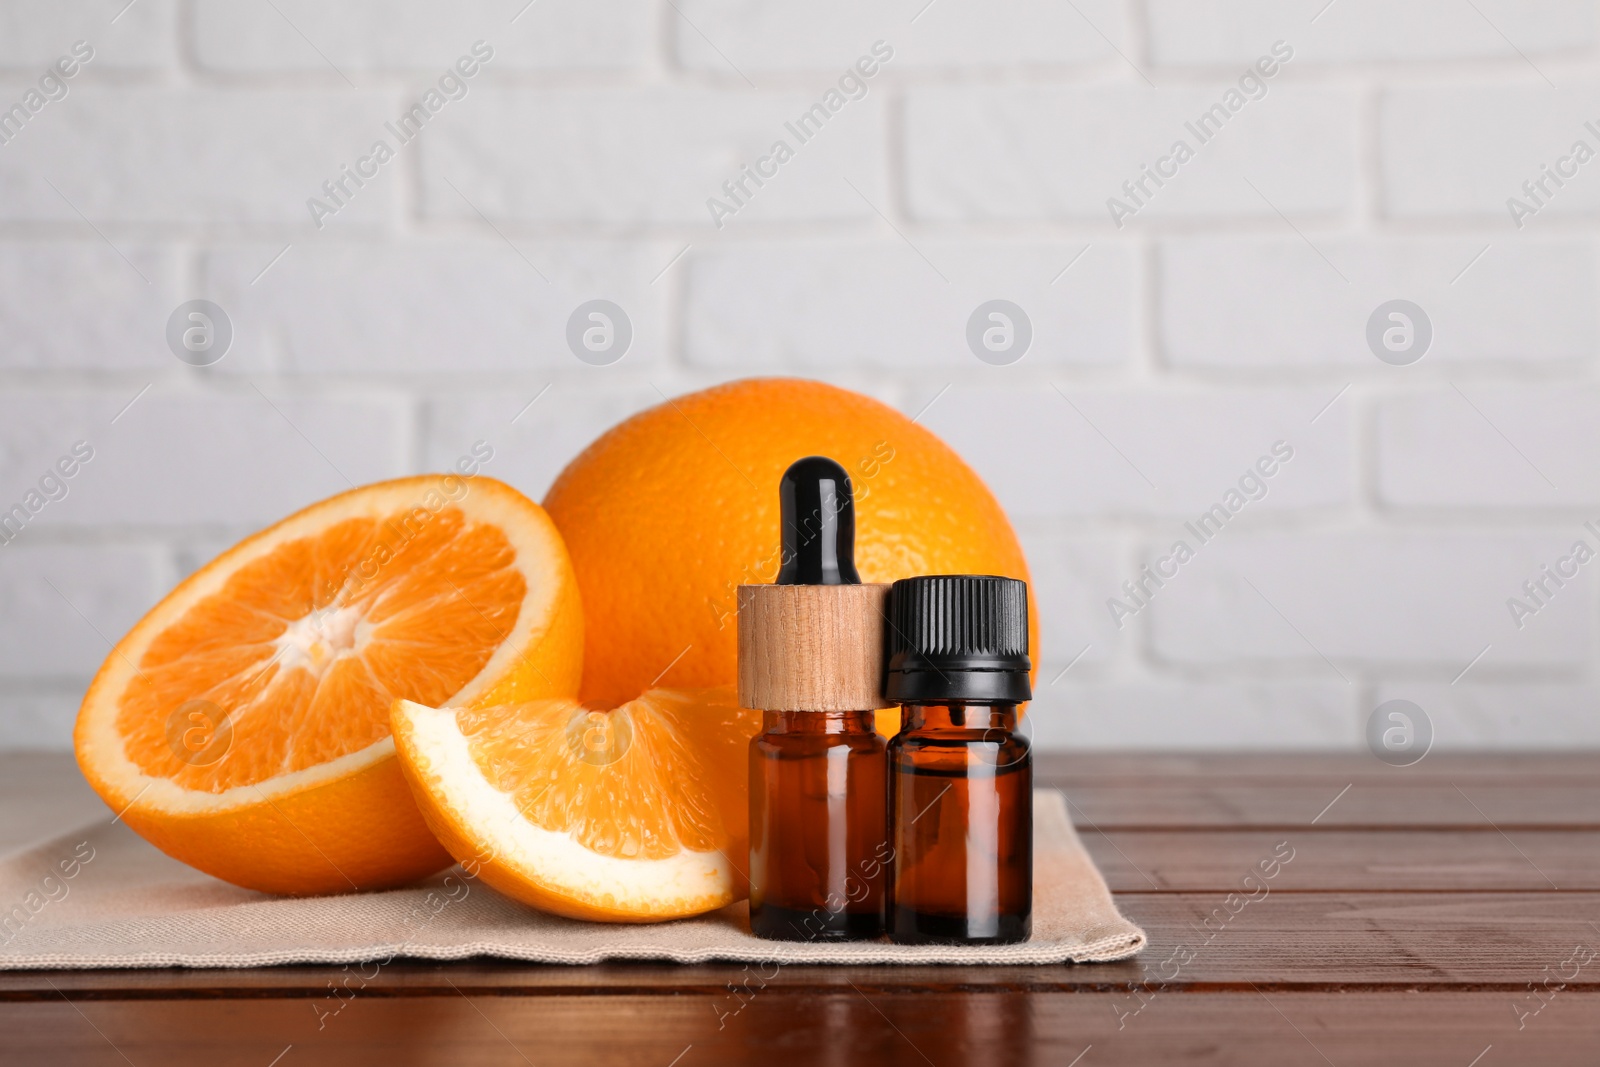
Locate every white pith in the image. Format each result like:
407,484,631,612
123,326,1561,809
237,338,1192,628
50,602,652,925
76,477,566,816
396,700,733,912
274,603,368,675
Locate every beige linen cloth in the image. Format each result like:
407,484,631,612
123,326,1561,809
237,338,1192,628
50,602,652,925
0,790,1144,969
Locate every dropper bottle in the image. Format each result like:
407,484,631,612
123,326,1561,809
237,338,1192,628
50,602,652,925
738,456,891,941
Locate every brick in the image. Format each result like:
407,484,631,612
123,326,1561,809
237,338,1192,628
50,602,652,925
1373,682,1600,748
1028,681,1356,751
1147,1,1594,65
671,0,1121,71
0,243,177,369
0,390,404,528
174,535,252,583
1015,533,1122,673
919,386,1352,520
0,89,393,226
421,89,888,226
906,86,1355,223
0,544,167,678
0,687,83,749
193,0,647,72
1160,238,1595,367
1378,388,1600,508
0,403,121,538
426,377,913,505
685,241,1131,370
1381,83,1600,221
203,242,669,375
1146,532,1593,668
424,386,662,502
0,0,173,70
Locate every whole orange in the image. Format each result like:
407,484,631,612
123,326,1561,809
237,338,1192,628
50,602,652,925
544,378,1038,731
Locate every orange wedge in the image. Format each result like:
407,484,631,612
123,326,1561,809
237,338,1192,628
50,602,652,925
74,475,583,895
391,688,760,921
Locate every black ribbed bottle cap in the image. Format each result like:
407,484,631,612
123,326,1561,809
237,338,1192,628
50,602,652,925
885,575,1032,704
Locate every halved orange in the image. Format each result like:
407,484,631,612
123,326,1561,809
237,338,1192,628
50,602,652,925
74,475,583,895
391,688,760,921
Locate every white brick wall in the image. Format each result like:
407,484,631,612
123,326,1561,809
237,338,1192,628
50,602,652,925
203,242,672,375
1381,84,1600,221
1146,1,1595,64
669,1,1123,71
921,386,1352,519
1029,681,1356,751
1373,681,1600,747
0,1,173,70
1160,239,1596,367
423,386,662,502
1378,387,1600,506
421,89,889,226
1,390,407,528
0,89,395,226
0,244,177,369
684,241,1134,370
192,0,651,73
905,86,1357,222
1145,531,1593,667
3,1,1599,753
0,545,168,678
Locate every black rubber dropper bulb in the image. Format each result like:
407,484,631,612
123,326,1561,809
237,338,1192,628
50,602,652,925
776,456,860,586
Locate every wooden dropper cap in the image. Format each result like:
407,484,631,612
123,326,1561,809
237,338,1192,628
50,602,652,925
737,457,893,712
738,583,891,711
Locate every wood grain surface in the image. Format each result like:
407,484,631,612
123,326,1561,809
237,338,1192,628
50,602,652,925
3,751,1596,1066
736,582,892,711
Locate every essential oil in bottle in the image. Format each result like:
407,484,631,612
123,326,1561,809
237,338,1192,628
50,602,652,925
886,575,1033,945
739,456,891,942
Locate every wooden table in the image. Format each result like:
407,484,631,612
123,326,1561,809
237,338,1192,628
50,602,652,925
3,752,1597,1065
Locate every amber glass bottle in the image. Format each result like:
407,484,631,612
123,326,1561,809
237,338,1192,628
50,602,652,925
886,576,1033,945
739,457,891,941
748,709,887,940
